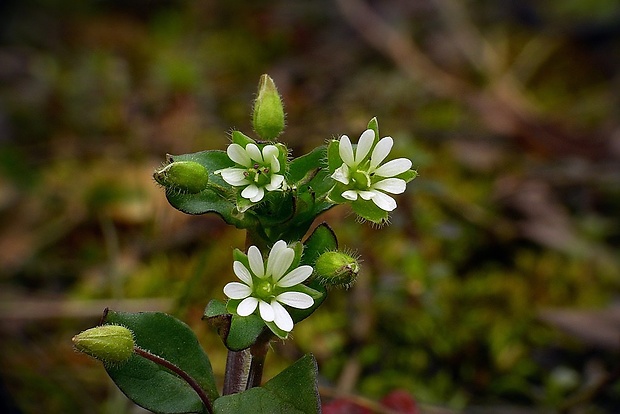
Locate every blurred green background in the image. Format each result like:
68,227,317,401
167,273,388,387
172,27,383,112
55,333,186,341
1,0,620,413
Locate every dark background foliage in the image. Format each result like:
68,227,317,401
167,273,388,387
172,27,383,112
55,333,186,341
1,0,620,412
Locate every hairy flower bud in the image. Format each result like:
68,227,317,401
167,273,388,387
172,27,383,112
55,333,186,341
252,74,285,140
314,251,360,289
72,325,134,364
154,161,209,194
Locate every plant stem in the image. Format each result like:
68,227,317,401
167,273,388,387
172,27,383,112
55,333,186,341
223,348,252,395
133,347,214,414
246,339,269,389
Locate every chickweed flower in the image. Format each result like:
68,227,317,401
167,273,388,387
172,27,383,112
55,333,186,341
216,143,286,202
223,240,314,332
331,129,412,212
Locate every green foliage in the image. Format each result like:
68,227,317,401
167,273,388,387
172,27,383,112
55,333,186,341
213,354,320,414
103,310,219,414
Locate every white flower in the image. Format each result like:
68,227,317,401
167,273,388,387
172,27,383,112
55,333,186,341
331,129,412,212
216,143,286,202
223,240,314,332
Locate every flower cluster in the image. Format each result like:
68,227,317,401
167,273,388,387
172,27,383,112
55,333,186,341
216,143,286,202
330,129,412,212
223,240,314,333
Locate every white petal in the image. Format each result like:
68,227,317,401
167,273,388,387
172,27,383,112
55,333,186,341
220,168,250,186
247,246,265,278
358,190,375,200
249,187,265,202
373,158,412,177
262,145,280,172
265,174,284,191
237,297,259,316
246,144,263,163
276,292,314,309
373,178,406,194
331,164,350,185
341,190,358,201
227,144,251,167
241,184,260,200
259,300,275,322
233,261,253,285
223,282,252,299
370,137,393,168
277,265,313,287
267,241,294,280
338,135,354,166
355,129,375,164
371,190,397,211
271,300,294,332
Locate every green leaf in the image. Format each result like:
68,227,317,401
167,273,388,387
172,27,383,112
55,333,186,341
204,299,271,351
227,314,269,350
103,310,219,414
213,354,320,414
165,151,260,229
303,223,338,266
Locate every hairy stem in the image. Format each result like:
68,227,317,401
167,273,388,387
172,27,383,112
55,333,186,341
223,348,252,395
133,347,214,414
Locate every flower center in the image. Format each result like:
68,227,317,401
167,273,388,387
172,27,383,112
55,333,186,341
254,278,276,301
244,163,272,187
350,169,371,190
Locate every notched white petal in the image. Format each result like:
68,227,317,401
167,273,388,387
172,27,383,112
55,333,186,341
373,178,406,194
370,137,393,168
249,187,264,202
265,174,285,191
268,246,295,281
223,282,252,299
371,190,397,211
227,144,251,167
271,300,294,332
331,164,350,185
374,158,412,177
358,190,375,200
220,168,250,186
233,261,253,285
246,143,263,163
237,297,259,316
277,291,314,309
355,129,375,164
277,265,313,287
338,135,354,166
259,300,275,322
341,190,358,201
247,246,265,278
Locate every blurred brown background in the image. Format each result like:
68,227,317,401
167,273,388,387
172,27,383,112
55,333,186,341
1,0,620,412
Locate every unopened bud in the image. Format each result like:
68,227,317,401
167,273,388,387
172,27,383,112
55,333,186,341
314,251,360,289
72,325,134,364
154,161,209,194
252,74,285,140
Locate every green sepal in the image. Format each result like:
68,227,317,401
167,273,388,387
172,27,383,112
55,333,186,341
326,140,341,173
398,169,418,183
231,130,256,147
367,117,380,141
213,354,321,414
102,309,219,414
351,198,389,224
